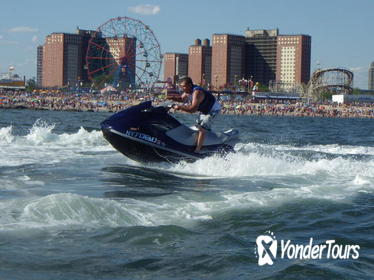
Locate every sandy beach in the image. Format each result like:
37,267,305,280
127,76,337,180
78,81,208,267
1,90,373,118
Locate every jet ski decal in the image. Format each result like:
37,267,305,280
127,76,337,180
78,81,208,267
125,130,165,146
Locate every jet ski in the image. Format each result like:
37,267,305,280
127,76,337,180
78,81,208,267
101,101,239,163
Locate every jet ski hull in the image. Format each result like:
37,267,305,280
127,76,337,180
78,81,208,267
101,101,238,163
102,127,203,163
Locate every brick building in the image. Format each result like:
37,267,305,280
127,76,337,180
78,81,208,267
105,37,137,88
244,28,278,86
188,39,212,87
369,62,374,90
41,28,95,88
276,35,311,86
162,29,311,90
163,53,188,84
211,34,245,89
36,45,43,87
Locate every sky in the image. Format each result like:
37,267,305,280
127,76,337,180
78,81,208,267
0,0,373,89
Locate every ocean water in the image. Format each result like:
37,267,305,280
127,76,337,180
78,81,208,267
0,108,373,280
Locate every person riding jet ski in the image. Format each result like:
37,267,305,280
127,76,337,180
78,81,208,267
100,79,239,163
167,76,221,153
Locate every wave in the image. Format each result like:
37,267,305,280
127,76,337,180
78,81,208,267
0,119,373,233
159,144,374,180
0,126,15,143
2,119,372,183
0,119,114,167
0,191,217,231
237,142,374,156
1,168,372,232
0,193,154,230
1,119,373,166
0,136,373,231
0,119,106,147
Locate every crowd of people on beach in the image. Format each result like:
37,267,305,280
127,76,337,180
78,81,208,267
1,89,373,119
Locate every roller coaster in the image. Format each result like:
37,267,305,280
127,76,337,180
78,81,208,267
306,68,354,101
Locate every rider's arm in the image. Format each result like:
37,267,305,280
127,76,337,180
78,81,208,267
166,92,189,102
166,94,182,102
177,90,203,113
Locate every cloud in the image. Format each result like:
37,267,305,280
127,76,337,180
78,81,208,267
349,66,364,72
128,4,160,15
32,35,38,43
0,35,3,40
347,66,368,89
8,26,39,33
348,65,369,75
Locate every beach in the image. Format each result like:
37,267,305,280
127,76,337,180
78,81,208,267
1,89,373,118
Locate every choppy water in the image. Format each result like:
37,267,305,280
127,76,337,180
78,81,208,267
0,108,373,279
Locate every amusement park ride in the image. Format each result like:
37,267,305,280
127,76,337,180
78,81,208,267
306,68,354,100
86,17,162,92
0,66,26,90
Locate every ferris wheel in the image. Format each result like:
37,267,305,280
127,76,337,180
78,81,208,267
86,16,162,90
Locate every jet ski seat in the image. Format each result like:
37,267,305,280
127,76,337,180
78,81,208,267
166,125,238,146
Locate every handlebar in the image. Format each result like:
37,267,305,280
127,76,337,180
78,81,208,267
141,104,175,113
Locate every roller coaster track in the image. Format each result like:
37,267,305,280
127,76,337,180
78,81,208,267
307,68,353,100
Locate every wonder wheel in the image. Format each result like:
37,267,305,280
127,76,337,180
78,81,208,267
86,16,162,91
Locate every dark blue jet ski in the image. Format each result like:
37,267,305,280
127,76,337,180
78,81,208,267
101,101,239,163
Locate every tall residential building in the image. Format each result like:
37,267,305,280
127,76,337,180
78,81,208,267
211,34,245,89
369,62,374,90
76,28,96,83
41,28,95,88
244,28,278,86
276,35,311,86
163,53,188,84
105,37,136,88
37,45,43,87
188,39,212,86
42,32,82,87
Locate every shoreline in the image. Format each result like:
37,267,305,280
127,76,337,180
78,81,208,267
1,90,373,119
1,101,373,119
